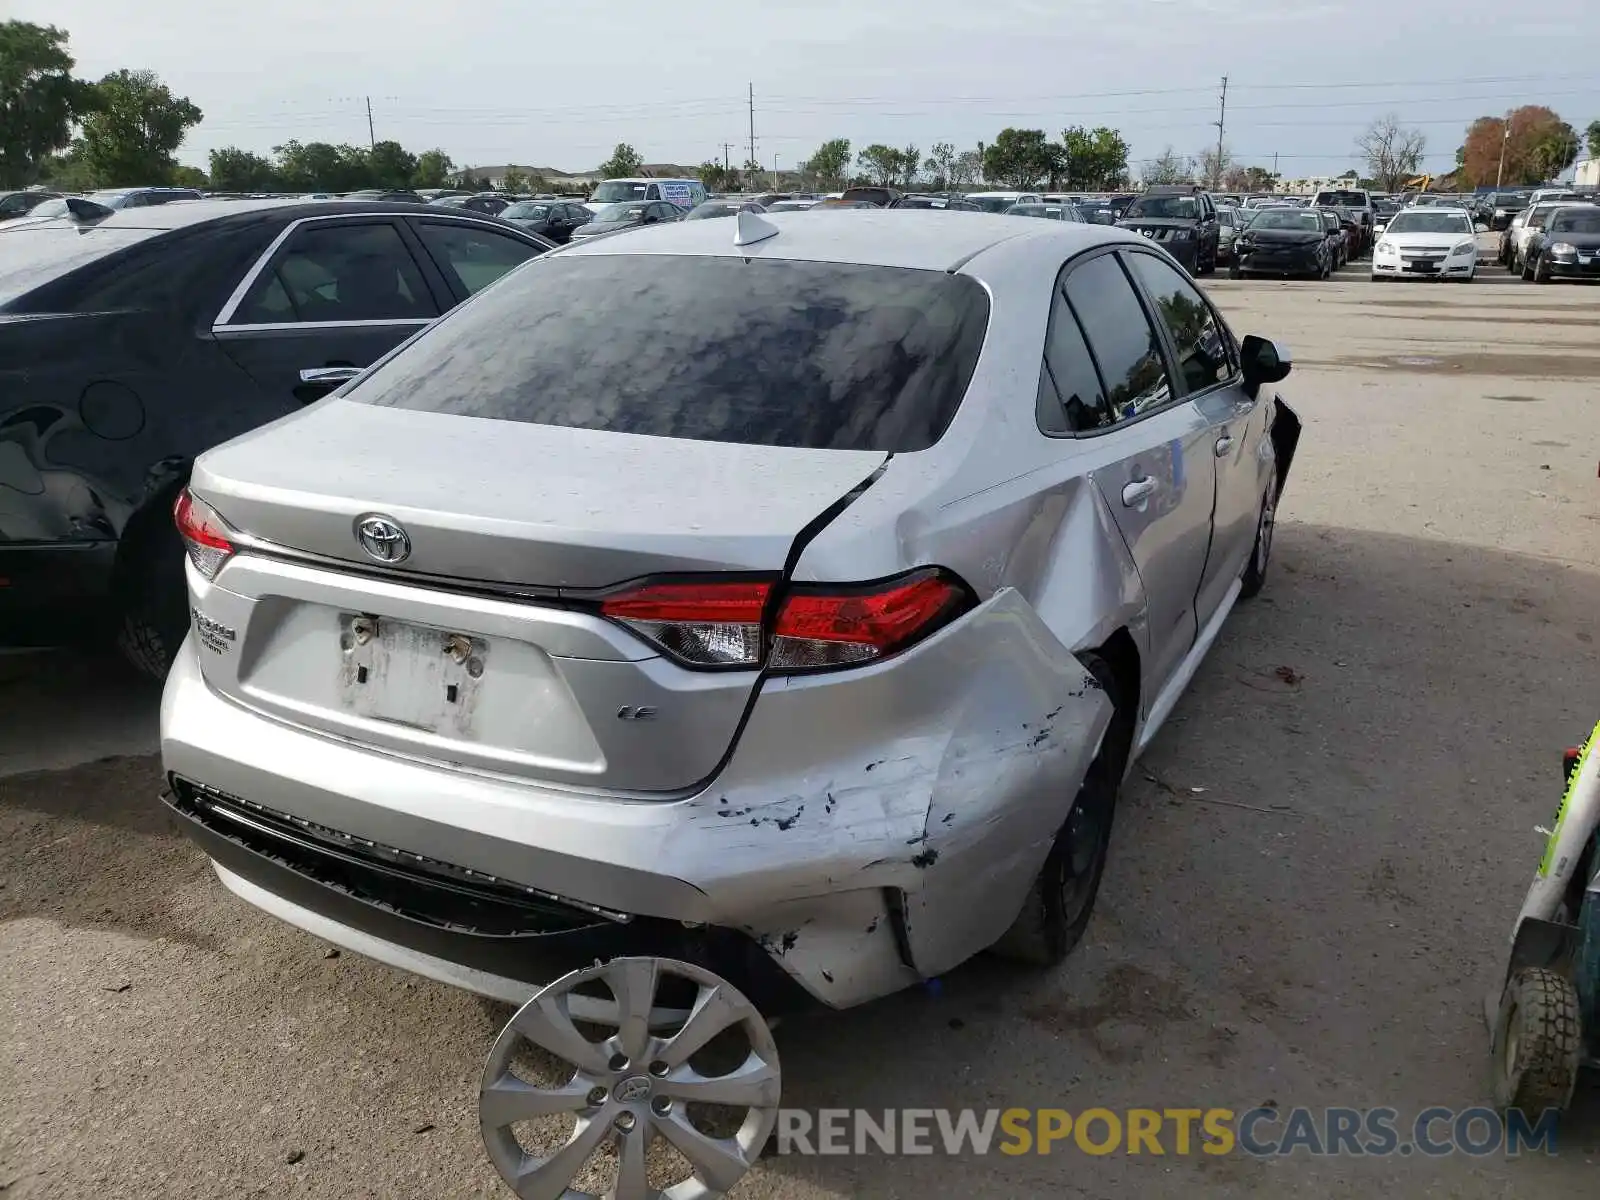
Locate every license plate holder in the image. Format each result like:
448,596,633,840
338,615,487,735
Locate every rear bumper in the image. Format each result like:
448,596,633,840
161,588,1113,1011
0,541,117,647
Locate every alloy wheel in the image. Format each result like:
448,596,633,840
481,957,782,1200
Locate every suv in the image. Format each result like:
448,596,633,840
1116,184,1220,274
1311,187,1374,248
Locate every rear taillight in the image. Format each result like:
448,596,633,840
599,569,972,673
174,488,236,580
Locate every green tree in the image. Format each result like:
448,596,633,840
413,149,454,188
170,164,208,189
1058,126,1130,190
898,143,920,188
923,142,956,190
803,138,850,187
0,21,94,187
981,128,1054,190
598,143,643,178
1141,146,1194,185
499,166,529,193
855,144,902,186
208,147,278,192
1588,120,1600,161
77,68,202,185
368,140,417,190
1529,121,1580,182
37,150,96,191
698,160,739,191
951,149,982,189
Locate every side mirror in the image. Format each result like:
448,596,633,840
1240,335,1292,396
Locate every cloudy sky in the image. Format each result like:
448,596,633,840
17,0,1600,179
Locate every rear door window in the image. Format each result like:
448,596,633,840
1036,287,1109,435
414,220,543,295
232,221,438,324
347,255,991,451
1061,253,1173,425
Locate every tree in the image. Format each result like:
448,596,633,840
698,160,740,191
598,143,643,178
1196,143,1234,190
76,68,202,185
208,147,277,192
1141,147,1194,185
413,149,454,188
0,21,94,187
981,128,1055,190
856,144,902,186
898,144,920,188
457,168,483,191
170,165,208,189
950,149,982,189
368,140,418,190
496,167,526,193
1354,113,1426,192
1588,120,1600,161
804,138,850,187
1058,126,1130,191
923,142,956,190
1224,164,1277,192
1456,106,1580,187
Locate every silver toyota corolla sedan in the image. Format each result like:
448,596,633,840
161,209,1299,1017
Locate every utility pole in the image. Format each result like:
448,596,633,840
1212,76,1228,188
1496,109,1511,188
772,153,779,189
366,96,376,150
720,143,734,171
747,84,757,177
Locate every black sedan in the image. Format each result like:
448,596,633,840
0,190,64,222
0,200,554,675
568,200,685,240
499,198,593,242
1521,206,1600,282
1230,209,1333,279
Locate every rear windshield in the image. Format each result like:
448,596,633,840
1125,195,1198,219
1314,190,1368,207
348,254,991,451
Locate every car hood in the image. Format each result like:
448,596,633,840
1240,228,1324,244
1381,230,1474,246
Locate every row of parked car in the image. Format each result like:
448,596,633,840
1497,193,1600,282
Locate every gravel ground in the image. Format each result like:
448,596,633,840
4,246,1599,1198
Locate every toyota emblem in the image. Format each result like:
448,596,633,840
354,514,411,564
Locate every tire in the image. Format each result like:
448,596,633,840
993,653,1130,966
1533,255,1550,284
1369,272,1383,283
1239,480,1276,599
1521,256,1534,281
1491,967,1582,1115
1229,261,1242,280
114,506,190,682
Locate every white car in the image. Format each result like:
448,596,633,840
964,190,1043,213
583,176,706,214
1370,206,1477,281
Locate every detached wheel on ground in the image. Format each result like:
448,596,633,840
1491,967,1582,1115
993,652,1131,966
114,501,190,681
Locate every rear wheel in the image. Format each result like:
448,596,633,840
114,504,189,681
1491,967,1582,1115
1533,254,1551,284
993,653,1129,966
1229,261,1242,280
1521,255,1534,280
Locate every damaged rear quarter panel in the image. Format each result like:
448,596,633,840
677,586,1113,999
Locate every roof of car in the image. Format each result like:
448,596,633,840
15,198,498,232
556,209,1130,272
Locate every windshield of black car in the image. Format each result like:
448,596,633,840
1125,196,1197,219
501,203,549,219
595,203,647,222
1549,210,1600,233
969,196,1018,213
1314,190,1367,207
347,255,991,452
1250,212,1323,232
590,182,648,203
1384,211,1472,234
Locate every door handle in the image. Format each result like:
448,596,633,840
1121,477,1159,507
1215,434,1234,457
299,366,364,386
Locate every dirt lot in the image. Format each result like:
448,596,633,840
4,248,1599,1198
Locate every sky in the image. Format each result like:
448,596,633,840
15,0,1600,181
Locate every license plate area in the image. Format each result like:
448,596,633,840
339,614,487,735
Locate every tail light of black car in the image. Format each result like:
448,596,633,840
174,488,237,580
599,568,974,674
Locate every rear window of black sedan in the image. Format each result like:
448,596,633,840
346,254,992,452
